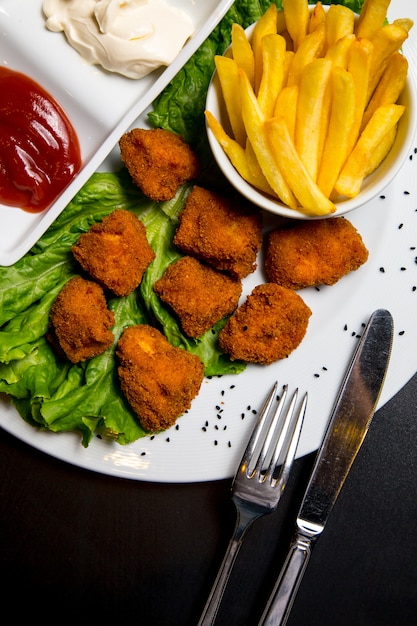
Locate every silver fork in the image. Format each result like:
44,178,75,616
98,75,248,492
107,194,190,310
197,381,308,626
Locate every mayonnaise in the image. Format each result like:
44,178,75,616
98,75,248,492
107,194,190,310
42,0,195,79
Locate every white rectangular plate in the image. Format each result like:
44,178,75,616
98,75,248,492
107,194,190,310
0,0,234,266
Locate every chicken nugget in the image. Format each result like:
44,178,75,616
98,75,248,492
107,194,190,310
72,209,155,296
173,186,263,279
218,283,311,365
265,217,369,290
48,276,115,363
117,325,204,432
154,256,242,337
119,128,200,201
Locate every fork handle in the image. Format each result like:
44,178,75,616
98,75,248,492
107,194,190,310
198,510,255,626
258,532,314,626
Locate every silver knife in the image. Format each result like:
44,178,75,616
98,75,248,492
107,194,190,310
259,308,394,626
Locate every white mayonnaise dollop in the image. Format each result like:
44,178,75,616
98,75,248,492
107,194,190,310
42,0,195,79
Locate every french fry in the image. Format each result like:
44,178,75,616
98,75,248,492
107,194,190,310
286,23,326,87
265,116,335,215
239,70,297,208
325,33,355,69
205,110,272,194
335,104,405,197
309,1,326,34
346,37,373,154
363,125,397,177
283,0,310,51
356,0,391,40
251,4,277,93
214,56,246,147
245,139,275,195
361,52,408,129
317,67,356,198
367,23,409,102
294,58,332,182
393,18,414,34
257,34,286,118
273,85,299,141
325,4,355,50
231,23,255,88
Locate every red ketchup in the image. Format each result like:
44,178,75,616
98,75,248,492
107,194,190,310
0,67,82,213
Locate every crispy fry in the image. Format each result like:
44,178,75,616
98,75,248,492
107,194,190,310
335,104,405,197
325,4,355,50
214,55,246,146
231,23,255,87
273,85,299,141
317,67,356,198
265,116,335,216
239,70,297,208
257,34,286,117
286,23,326,87
283,0,310,50
325,33,355,69
251,4,277,93
245,139,275,195
346,37,373,154
393,18,414,34
309,1,326,34
355,0,391,40
361,52,408,129
364,125,397,177
294,58,332,182
367,23,409,101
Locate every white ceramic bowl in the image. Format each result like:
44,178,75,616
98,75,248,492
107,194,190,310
206,21,417,220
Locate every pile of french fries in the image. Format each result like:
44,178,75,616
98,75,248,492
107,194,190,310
205,0,413,216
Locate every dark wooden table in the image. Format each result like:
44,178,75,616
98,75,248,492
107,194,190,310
1,372,417,625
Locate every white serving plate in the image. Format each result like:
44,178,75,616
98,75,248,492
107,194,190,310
1,0,417,483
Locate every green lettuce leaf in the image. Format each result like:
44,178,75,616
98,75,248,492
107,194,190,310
0,171,244,445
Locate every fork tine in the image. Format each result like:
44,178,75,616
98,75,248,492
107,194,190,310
270,389,308,489
241,381,278,477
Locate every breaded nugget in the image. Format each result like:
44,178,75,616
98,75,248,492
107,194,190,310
117,324,204,432
154,256,242,337
72,209,155,297
265,217,369,290
218,283,311,365
48,276,115,363
173,186,263,278
119,128,200,201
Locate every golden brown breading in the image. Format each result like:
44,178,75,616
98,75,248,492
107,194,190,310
119,128,200,201
265,217,369,290
218,283,311,365
173,186,263,279
48,276,115,363
72,209,155,297
117,325,204,432
153,256,242,337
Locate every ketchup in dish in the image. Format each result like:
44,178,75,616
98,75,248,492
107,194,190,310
0,67,81,213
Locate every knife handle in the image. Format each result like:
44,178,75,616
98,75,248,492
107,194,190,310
258,532,314,626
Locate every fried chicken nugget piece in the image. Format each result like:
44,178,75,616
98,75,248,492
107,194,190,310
265,217,369,290
173,186,263,279
119,128,200,201
72,209,155,296
218,284,311,365
48,276,115,363
117,325,204,432
154,256,242,337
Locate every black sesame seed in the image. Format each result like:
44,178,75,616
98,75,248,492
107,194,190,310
228,441,232,448
399,330,405,336
241,413,245,419
221,390,225,396
247,405,251,411
175,424,179,430
217,414,222,420
141,452,146,456
322,366,328,371
344,324,348,331
379,195,385,199
202,427,207,432
352,331,356,336
252,409,257,415
215,405,221,411
314,373,320,378
404,190,410,195
205,420,209,427
214,440,218,446
230,385,235,389
399,223,404,229
401,267,407,271
379,267,385,273
413,286,416,292
215,425,219,430
166,438,170,442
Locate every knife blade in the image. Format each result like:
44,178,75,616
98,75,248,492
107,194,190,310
258,308,394,626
